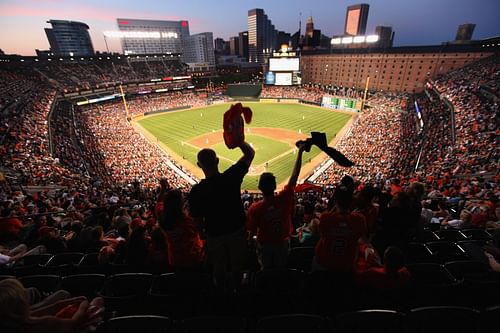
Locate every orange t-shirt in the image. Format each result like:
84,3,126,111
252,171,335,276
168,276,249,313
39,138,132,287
164,214,204,268
315,210,366,272
246,185,295,245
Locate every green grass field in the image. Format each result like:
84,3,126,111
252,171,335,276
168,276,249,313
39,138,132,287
137,102,351,190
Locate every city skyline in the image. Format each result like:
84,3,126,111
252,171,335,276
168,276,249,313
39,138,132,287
1,0,499,56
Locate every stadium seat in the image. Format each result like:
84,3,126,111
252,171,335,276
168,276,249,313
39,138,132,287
408,306,480,333
46,252,84,266
99,273,153,315
406,263,457,285
255,268,304,294
444,260,490,281
434,230,467,242
477,305,500,332
148,271,210,318
103,315,172,333
406,263,460,306
405,242,435,264
256,314,326,333
79,253,99,266
180,316,246,333
333,309,406,333
101,273,153,297
0,275,15,281
254,269,305,315
413,230,439,243
461,229,493,241
426,241,469,263
19,274,60,294
303,270,357,315
60,274,105,298
287,246,315,272
22,253,53,266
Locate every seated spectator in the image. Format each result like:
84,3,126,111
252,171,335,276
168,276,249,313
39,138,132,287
0,278,104,333
0,244,46,267
296,218,320,247
355,246,411,290
485,252,500,273
441,209,472,229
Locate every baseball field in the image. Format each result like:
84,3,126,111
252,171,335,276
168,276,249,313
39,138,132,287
135,102,352,190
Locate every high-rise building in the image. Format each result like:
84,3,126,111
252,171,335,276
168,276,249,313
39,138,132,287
375,26,394,48
277,31,291,48
45,20,94,56
214,38,230,55
229,36,240,56
344,4,370,36
248,8,278,64
302,16,322,50
455,24,476,42
115,18,189,56
238,31,249,60
184,32,215,66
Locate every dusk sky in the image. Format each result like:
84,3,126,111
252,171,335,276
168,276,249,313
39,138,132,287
1,0,499,56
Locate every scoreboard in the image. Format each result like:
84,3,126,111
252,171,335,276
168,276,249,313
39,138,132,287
321,96,362,112
265,47,301,86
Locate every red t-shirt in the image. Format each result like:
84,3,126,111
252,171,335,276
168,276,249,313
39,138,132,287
164,214,204,268
314,210,366,272
0,217,23,235
355,266,411,290
246,185,295,245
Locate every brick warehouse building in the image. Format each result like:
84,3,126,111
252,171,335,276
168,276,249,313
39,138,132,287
301,39,499,93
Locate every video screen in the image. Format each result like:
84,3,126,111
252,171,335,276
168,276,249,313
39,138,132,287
274,73,292,86
269,58,300,71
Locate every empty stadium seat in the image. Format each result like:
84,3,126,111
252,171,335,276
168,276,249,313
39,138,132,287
413,230,439,243
102,315,172,333
180,316,246,333
426,241,469,263
434,230,467,242
19,274,60,294
22,253,53,266
461,229,493,241
257,314,326,333
60,274,105,298
287,246,315,272
333,309,406,332
408,306,480,333
405,242,435,264
46,252,84,266
444,260,490,281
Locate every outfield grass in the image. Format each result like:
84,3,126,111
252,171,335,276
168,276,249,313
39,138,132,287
137,102,351,190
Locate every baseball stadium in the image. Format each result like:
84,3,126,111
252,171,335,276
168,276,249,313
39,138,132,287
0,3,499,331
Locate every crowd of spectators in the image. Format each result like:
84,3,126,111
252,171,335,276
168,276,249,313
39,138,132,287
2,58,186,94
125,91,210,116
0,54,498,329
73,102,192,189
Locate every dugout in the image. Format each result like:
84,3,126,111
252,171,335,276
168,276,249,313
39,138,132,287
226,84,262,98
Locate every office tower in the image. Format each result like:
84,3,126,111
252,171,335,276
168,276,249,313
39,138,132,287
344,4,370,36
229,36,240,56
455,24,476,41
239,31,249,60
184,32,215,66
115,18,189,56
248,8,277,64
45,20,94,56
375,26,394,48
